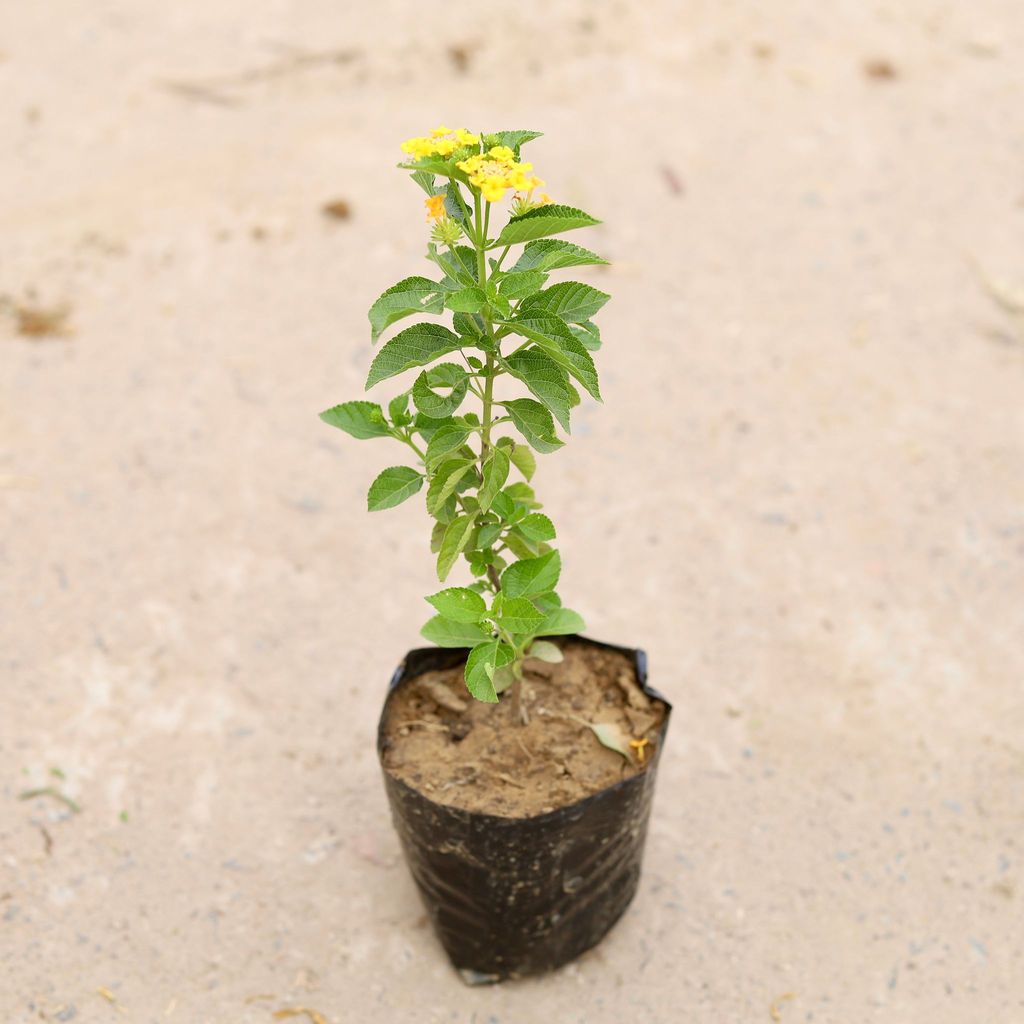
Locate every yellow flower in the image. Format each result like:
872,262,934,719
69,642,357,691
424,194,447,222
456,146,543,204
401,125,479,160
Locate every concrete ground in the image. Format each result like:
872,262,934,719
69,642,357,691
2,2,1023,1021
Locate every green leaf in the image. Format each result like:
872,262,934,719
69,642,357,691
570,320,601,351
365,323,462,389
478,447,510,513
437,513,477,581
452,311,483,339
446,287,486,313
512,239,609,272
444,182,470,224
490,490,515,520
412,412,457,442
501,550,561,599
518,512,556,542
497,269,549,299
476,522,503,547
494,205,600,247
425,458,474,515
519,281,610,324
410,170,436,195
427,243,476,286
483,129,544,153
426,587,487,623
319,401,390,440
412,363,469,418
503,314,601,400
367,466,423,511
421,615,492,649
425,424,471,468
501,398,563,454
464,640,514,703
388,392,411,426
491,664,516,694
398,154,456,177
504,349,578,433
495,596,545,633
504,531,537,560
504,481,540,508
508,443,536,481
430,520,446,553
368,277,446,341
527,639,563,663
539,606,586,636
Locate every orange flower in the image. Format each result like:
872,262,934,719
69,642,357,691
425,194,447,222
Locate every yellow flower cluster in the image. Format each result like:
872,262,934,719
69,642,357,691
456,145,544,203
401,125,479,159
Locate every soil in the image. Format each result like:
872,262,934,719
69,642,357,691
381,641,667,817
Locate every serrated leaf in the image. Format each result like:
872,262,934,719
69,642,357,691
427,243,476,286
494,205,601,247
421,615,492,648
501,398,563,454
425,458,474,515
388,392,411,425
526,639,563,663
539,606,586,636
483,129,544,153
412,363,469,418
508,443,536,481
476,522,503,547
398,154,456,177
430,520,446,553
319,401,390,439
504,349,577,432
519,281,610,325
490,490,515,520
570,320,601,351
425,424,471,469
464,640,514,703
518,512,556,542
367,466,423,511
446,287,486,313
504,531,536,560
368,277,446,341
503,314,601,400
491,664,516,694
503,481,539,508
365,323,463,389
426,587,487,623
501,550,561,599
437,513,477,581
497,269,549,299
452,311,483,338
410,170,436,195
495,596,545,633
478,447,510,513
512,239,609,273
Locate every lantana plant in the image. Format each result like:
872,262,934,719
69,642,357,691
321,126,609,719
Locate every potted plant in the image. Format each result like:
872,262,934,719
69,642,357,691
320,125,671,983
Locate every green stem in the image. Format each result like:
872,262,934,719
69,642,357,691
472,195,503,597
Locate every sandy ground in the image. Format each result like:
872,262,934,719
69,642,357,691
2,2,1023,1021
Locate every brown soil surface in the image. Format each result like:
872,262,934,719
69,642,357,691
381,641,667,817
